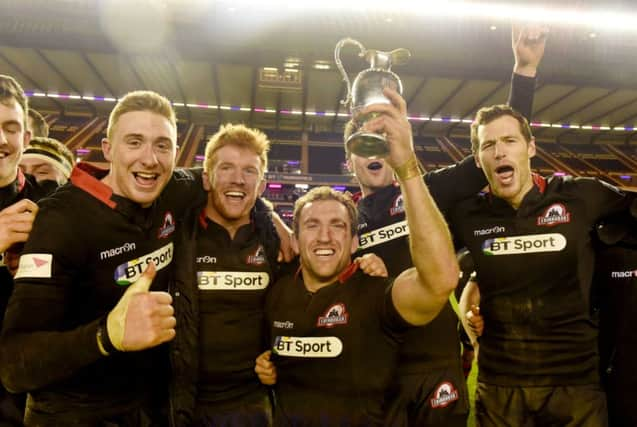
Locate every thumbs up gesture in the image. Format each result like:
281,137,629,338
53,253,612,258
106,262,176,351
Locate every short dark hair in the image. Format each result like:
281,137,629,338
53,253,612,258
293,186,358,237
0,75,28,128
470,104,533,153
28,109,49,138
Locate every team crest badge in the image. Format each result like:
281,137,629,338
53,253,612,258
317,303,349,328
390,194,405,216
246,245,266,265
158,211,176,238
537,203,571,227
430,382,459,409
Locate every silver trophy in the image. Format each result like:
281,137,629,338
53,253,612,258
335,37,411,158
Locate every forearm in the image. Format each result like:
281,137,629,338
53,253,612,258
508,73,536,121
402,173,458,292
0,281,104,393
0,316,103,393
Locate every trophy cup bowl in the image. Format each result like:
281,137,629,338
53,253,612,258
335,38,411,159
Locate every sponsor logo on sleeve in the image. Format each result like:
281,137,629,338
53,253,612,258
273,336,343,358
430,382,459,409
113,243,173,286
358,220,409,249
246,245,266,266
15,254,53,279
537,203,571,227
482,233,567,256
158,211,175,239
197,271,270,290
389,194,405,216
316,303,349,328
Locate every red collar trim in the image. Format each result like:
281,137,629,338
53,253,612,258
70,163,116,209
198,208,208,229
337,262,359,284
532,173,546,194
17,168,25,193
351,191,363,203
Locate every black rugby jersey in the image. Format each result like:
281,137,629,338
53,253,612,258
595,212,637,426
265,265,409,426
0,163,203,423
448,174,632,386
196,211,274,403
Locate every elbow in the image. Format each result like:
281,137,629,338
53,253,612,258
437,264,459,299
1,373,29,395
0,363,28,394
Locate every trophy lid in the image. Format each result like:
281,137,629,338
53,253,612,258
364,48,411,70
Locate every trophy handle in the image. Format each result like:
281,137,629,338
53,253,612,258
334,38,366,108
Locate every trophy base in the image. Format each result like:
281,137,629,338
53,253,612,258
346,131,389,159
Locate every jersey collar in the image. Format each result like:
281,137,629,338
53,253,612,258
70,163,116,209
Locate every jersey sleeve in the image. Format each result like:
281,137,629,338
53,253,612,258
162,167,207,219
0,199,103,393
508,72,536,121
380,279,411,337
574,178,634,223
424,156,487,213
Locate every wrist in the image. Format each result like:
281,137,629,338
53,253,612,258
394,154,424,182
96,316,118,356
513,64,537,78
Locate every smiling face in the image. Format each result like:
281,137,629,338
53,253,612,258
348,153,394,196
101,110,176,207
0,99,29,187
476,114,536,209
293,199,358,291
203,144,265,230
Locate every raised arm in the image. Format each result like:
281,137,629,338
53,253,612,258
360,88,459,326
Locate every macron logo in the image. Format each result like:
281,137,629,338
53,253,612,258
15,254,53,279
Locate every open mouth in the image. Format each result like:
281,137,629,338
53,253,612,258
367,161,383,171
224,190,246,201
495,165,514,182
133,172,159,185
314,248,335,257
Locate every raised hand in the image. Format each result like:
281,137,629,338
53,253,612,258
512,24,549,77
358,87,415,170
